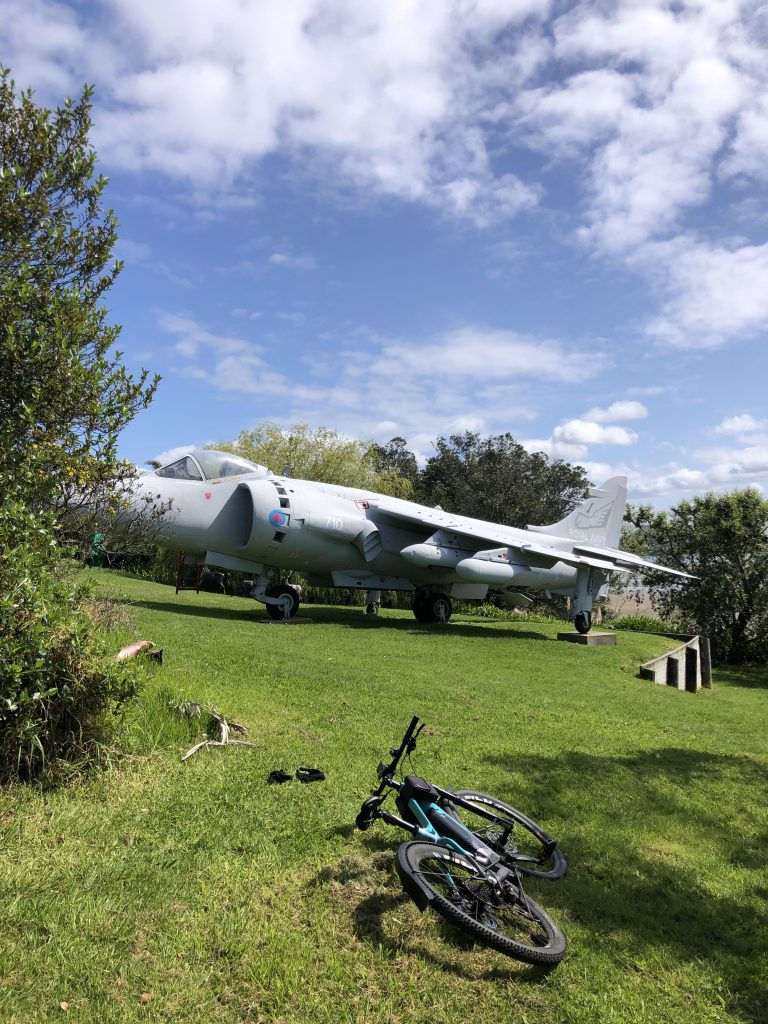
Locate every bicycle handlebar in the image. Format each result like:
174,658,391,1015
374,715,424,794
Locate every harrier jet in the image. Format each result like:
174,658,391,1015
131,448,692,633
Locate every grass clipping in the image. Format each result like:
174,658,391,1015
170,700,257,762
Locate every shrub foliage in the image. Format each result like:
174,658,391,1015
0,492,138,781
1,69,157,780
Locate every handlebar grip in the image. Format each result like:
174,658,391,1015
404,716,420,741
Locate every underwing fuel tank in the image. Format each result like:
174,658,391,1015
455,557,524,583
455,550,563,588
400,542,464,568
401,542,564,588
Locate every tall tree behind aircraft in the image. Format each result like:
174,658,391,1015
626,490,768,665
214,423,413,498
0,68,158,511
368,436,419,488
416,432,589,528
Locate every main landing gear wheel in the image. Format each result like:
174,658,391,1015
397,842,566,966
265,583,301,620
366,603,380,616
574,611,592,634
412,593,453,623
445,790,567,881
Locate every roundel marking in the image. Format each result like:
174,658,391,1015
269,509,288,527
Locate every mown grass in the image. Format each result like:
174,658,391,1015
1,570,767,1024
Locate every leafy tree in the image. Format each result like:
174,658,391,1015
416,431,589,527
0,68,158,510
215,423,413,497
1,70,158,780
367,436,419,487
626,490,768,664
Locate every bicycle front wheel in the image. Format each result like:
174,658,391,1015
445,790,567,880
398,842,566,966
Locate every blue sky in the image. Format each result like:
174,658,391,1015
3,0,768,504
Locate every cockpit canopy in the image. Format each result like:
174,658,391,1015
154,449,271,482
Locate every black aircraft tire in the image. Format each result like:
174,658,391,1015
574,611,592,634
397,843,566,966
265,584,300,620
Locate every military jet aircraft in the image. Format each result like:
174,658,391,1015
130,448,692,633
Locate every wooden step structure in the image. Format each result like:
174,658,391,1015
175,551,203,594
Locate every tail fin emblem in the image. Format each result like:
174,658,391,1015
575,497,614,529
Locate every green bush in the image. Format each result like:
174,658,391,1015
0,496,139,782
454,601,568,623
606,614,678,634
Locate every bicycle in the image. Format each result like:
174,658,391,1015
355,716,567,966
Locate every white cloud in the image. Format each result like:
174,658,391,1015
161,315,605,449
560,442,768,502
115,238,152,263
371,327,607,384
3,0,548,227
523,437,588,460
150,444,195,467
583,400,648,423
553,419,638,447
7,0,768,353
713,414,765,436
276,311,307,326
269,252,316,271
159,312,256,358
641,237,768,348
524,396,647,471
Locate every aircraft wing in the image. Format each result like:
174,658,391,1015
369,497,507,543
572,544,696,579
371,498,691,577
369,499,620,571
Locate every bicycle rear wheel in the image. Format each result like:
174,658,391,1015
445,790,567,880
398,842,566,966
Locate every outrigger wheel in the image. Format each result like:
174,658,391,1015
574,610,592,634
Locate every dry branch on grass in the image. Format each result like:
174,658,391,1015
169,700,257,762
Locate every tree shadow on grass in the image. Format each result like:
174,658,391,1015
712,665,768,689
308,855,540,983
126,599,261,623
481,747,768,1022
119,598,555,641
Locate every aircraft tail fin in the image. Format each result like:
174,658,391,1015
527,477,627,549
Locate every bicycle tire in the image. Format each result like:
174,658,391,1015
446,790,567,880
398,841,566,966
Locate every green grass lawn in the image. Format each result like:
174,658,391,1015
2,570,767,1024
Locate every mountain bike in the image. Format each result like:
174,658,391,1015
355,716,567,966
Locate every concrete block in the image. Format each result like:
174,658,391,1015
557,631,617,646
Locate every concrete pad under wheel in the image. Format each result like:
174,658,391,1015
557,631,617,646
